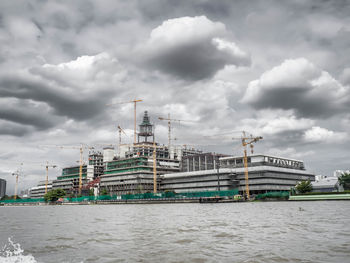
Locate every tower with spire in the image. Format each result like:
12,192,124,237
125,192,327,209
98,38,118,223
137,111,154,143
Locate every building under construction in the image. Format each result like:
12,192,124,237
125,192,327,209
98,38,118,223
99,111,203,195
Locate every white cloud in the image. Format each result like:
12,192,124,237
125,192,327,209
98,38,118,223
303,126,347,143
148,16,226,47
242,58,349,117
139,16,250,80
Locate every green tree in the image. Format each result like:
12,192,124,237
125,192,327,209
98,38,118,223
296,180,313,194
100,188,108,196
89,189,94,196
339,172,350,190
44,188,66,202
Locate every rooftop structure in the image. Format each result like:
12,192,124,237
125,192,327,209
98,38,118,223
180,153,229,172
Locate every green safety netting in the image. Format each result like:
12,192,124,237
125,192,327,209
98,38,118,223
0,189,239,203
255,191,290,200
0,198,45,203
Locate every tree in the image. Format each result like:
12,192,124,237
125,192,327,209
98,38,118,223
296,180,313,194
89,189,94,196
100,188,108,196
339,172,350,190
44,188,66,202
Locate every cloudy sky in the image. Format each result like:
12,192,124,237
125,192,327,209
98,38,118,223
1,0,349,194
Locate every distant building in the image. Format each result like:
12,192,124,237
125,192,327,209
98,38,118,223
312,177,342,192
0,178,6,198
29,181,52,198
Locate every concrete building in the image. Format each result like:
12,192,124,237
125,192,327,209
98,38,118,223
0,178,6,198
29,181,52,198
161,154,315,195
100,156,180,195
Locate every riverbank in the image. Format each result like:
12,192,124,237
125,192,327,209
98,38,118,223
289,193,350,201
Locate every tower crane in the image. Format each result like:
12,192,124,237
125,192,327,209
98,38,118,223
158,114,196,153
11,163,23,200
117,125,128,157
42,162,57,194
107,99,143,144
232,131,263,200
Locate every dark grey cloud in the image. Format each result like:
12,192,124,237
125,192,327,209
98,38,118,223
0,121,32,136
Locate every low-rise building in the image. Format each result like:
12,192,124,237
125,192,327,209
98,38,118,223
161,154,315,195
312,177,342,192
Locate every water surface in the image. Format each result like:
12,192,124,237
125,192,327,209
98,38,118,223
1,201,349,262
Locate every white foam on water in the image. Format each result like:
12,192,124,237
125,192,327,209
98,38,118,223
0,238,37,263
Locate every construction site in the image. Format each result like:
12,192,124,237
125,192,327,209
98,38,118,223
2,99,315,204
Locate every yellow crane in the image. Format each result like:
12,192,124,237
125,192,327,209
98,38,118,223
107,99,143,144
158,114,196,153
151,141,166,193
233,131,263,199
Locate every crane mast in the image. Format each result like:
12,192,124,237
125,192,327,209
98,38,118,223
240,131,263,199
44,161,57,194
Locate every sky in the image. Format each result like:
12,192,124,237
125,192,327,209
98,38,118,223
0,0,349,194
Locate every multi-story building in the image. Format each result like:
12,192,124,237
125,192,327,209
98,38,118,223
52,165,88,195
29,181,52,198
0,178,6,198
161,154,315,195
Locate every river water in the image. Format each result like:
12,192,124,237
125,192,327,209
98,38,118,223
0,201,349,263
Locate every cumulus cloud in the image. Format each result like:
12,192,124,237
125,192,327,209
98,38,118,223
303,126,347,143
242,58,350,118
139,16,250,80
239,109,315,136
